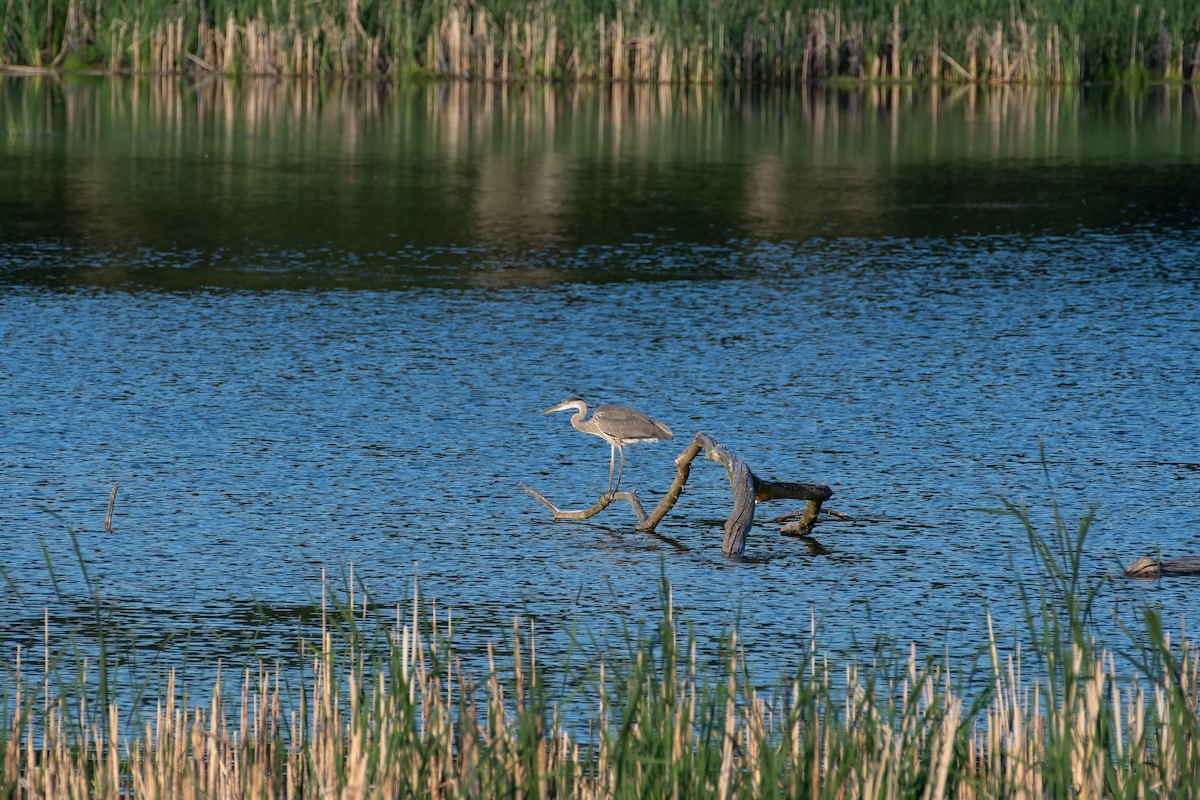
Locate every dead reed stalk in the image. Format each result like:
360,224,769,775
104,482,118,532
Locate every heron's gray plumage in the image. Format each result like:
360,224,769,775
543,396,673,493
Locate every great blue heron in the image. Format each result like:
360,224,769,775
543,397,673,493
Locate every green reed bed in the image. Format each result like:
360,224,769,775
1,0,1198,82
3,505,1200,799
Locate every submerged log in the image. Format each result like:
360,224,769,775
524,432,835,557
1125,556,1200,578
770,507,854,537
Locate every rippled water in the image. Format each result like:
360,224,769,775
1,78,1199,703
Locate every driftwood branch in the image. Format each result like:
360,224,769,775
1125,556,1200,578
525,432,833,557
519,483,647,523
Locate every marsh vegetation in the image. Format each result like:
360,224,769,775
2,0,1198,83
3,506,1200,798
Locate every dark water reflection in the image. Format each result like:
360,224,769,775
1,77,1199,711
3,78,1198,290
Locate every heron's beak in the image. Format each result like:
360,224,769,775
543,397,581,415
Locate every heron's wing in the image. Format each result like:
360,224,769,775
592,404,673,441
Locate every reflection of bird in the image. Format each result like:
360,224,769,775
544,397,673,494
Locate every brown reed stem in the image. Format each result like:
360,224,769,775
105,482,119,533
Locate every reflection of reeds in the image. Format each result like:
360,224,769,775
2,76,1195,265
1,0,1198,82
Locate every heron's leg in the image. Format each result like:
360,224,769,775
613,444,627,492
606,445,617,493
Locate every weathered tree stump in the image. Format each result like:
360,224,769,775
523,432,836,557
1125,556,1200,578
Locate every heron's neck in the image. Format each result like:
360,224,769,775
569,403,589,431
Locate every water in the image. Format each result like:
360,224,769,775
1,78,1199,705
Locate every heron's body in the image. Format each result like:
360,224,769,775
543,397,673,493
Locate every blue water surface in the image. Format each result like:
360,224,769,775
1,79,1198,710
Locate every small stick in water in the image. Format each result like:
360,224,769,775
105,482,119,533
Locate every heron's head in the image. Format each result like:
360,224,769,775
543,397,586,415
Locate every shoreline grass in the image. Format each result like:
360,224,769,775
0,0,1197,83
4,507,1200,797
